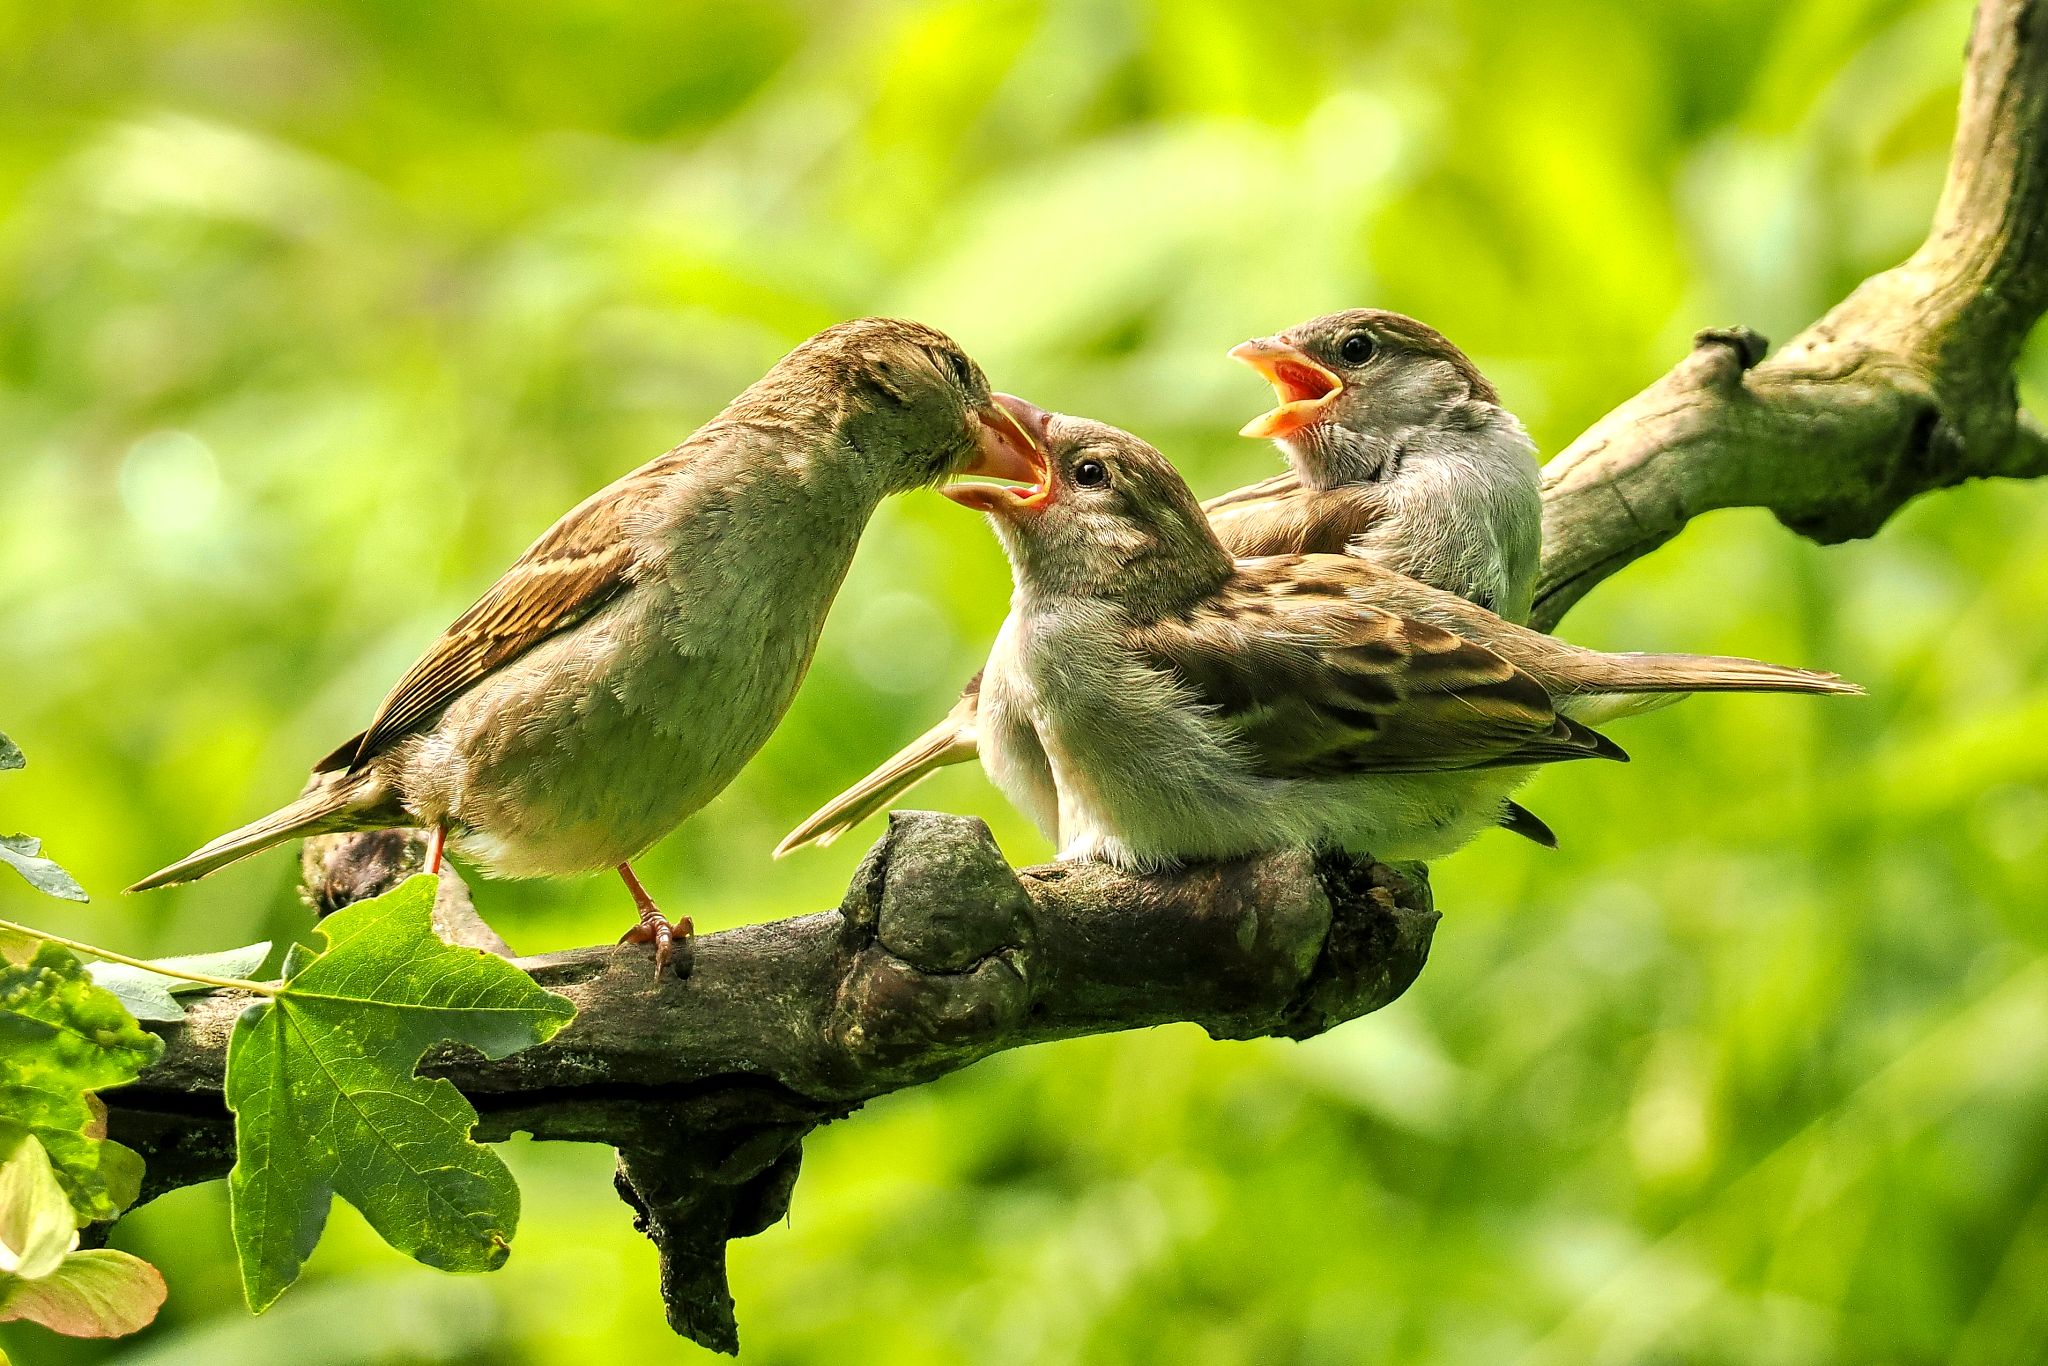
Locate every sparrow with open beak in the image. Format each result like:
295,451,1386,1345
950,408,1857,871
1218,309,1540,617
131,318,1046,977
776,309,1547,855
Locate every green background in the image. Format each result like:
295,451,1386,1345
4,1,2046,1361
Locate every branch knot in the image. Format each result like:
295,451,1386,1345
827,812,1036,1077
1691,325,1770,378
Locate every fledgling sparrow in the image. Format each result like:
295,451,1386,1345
947,405,1857,871
130,318,1047,976
776,309,1548,855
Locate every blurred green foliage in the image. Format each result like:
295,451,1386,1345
2,0,2045,1362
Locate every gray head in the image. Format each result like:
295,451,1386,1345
943,399,1231,614
1230,309,1509,489
726,317,1038,496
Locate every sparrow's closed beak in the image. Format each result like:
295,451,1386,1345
948,393,1052,516
1230,338,1344,440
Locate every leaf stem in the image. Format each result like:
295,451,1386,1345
0,916,277,996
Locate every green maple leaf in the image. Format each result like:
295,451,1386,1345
0,944,161,1222
225,875,576,1312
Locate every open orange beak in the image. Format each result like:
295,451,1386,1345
1230,337,1343,440
946,393,1052,516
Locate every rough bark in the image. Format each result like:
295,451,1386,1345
95,0,2048,1352
108,815,1435,1353
1532,0,2048,630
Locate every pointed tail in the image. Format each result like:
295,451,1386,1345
1498,799,1558,849
1547,651,1861,698
775,698,979,857
128,781,365,892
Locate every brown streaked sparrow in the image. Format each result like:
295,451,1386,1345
130,318,1047,977
946,404,1856,871
777,309,1547,856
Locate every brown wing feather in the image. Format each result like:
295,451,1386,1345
1132,562,1623,779
1200,471,1301,514
1201,475,1389,558
318,477,653,773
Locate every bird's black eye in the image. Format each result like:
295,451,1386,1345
1339,332,1376,365
941,350,977,391
1072,457,1109,488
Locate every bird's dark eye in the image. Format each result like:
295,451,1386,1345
941,350,977,391
1339,332,1376,365
1072,457,1109,488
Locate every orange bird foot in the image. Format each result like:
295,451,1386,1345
615,862,693,980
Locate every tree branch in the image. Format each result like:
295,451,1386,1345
94,0,2048,1351
1533,0,2048,630
107,815,1435,1353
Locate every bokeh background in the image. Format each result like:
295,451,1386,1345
4,0,2046,1362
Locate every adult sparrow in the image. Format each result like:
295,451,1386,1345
948,405,1856,871
131,318,1046,976
776,309,1546,855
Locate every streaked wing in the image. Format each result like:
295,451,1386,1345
1130,560,1622,779
318,471,658,773
1201,475,1388,558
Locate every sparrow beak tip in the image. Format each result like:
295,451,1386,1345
1232,338,1340,440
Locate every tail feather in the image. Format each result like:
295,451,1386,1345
1499,799,1558,849
1476,713,1628,769
1558,691,1687,726
775,702,979,857
128,784,361,892
1551,651,1862,698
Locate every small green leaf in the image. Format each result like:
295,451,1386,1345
0,1250,166,1338
0,835,88,904
0,927,36,966
225,875,575,1312
0,944,163,1221
0,732,21,772
94,1136,143,1217
88,942,273,1022
0,1134,77,1280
